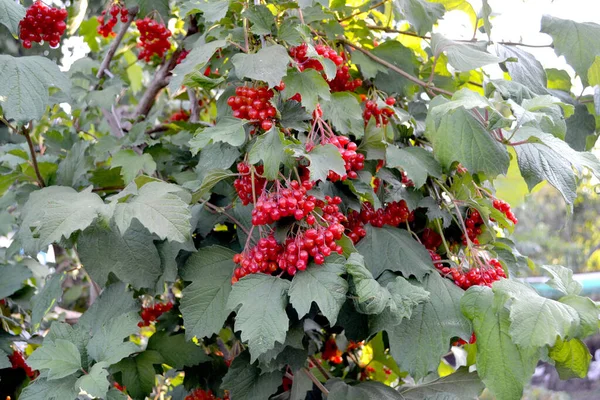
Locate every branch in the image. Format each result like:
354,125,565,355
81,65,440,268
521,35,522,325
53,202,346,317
133,51,181,119
339,0,389,22
97,6,139,80
187,88,200,122
303,368,329,395
22,124,45,187
338,39,453,96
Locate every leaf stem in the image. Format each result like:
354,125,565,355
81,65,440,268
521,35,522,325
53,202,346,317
187,88,200,122
309,355,331,379
338,0,389,22
22,124,45,188
204,201,253,238
303,367,329,395
0,116,17,132
96,6,139,81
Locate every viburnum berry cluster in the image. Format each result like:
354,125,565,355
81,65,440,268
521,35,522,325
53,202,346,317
462,209,484,245
343,200,413,244
233,163,266,205
454,332,477,346
323,135,365,181
138,302,173,327
250,180,317,225
322,337,343,364
135,18,171,62
9,350,37,379
493,198,518,224
168,110,190,122
113,382,126,392
97,3,129,38
435,258,507,290
18,1,68,49
361,97,396,127
185,388,229,400
227,86,277,131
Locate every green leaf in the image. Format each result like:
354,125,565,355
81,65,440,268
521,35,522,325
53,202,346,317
566,104,596,151
19,373,79,400
169,39,228,93
351,51,388,81
426,107,509,177
113,181,192,244
28,339,82,379
301,143,345,182
249,128,286,180
0,350,9,369
191,168,235,203
243,4,274,35
360,120,387,160
327,379,404,399
290,368,313,400
227,274,290,361
493,279,580,348
45,322,91,370
0,263,32,299
87,312,140,364
78,283,138,335
112,150,157,184
197,142,240,177
180,0,229,22
321,92,364,136
0,55,70,123
78,220,162,289
113,350,163,400
558,294,599,338
180,246,236,340
282,68,331,112
31,272,65,330
388,273,472,380
541,15,600,86
56,141,90,187
289,255,348,324
497,44,547,95
386,146,442,188
546,68,572,91
397,368,485,400
134,0,170,21
278,18,304,45
221,351,282,400
370,41,416,95
549,338,592,380
231,45,290,88
346,253,392,315
355,225,433,280
431,33,502,71
76,362,110,399
541,265,582,296
394,0,445,35
17,186,106,255
190,117,247,153
279,99,311,131
461,286,539,400
0,0,25,36
147,331,211,369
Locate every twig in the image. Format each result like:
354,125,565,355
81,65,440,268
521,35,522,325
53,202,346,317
303,368,329,395
338,0,389,22
309,355,331,379
92,186,124,192
0,116,17,132
187,88,200,122
22,124,45,187
97,6,139,80
338,38,453,96
203,201,252,238
243,2,250,53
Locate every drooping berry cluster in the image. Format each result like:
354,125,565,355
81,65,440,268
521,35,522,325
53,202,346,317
436,258,506,290
251,180,316,225
322,337,343,364
421,228,442,251
493,198,518,224
289,43,362,93
185,388,229,400
135,18,171,62
97,3,129,38
234,163,266,205
19,1,67,49
462,209,483,245
227,86,277,131
138,302,173,327
361,97,395,127
9,350,37,379
233,235,281,280
343,200,414,244
176,49,190,64
169,110,190,122
113,382,126,392
324,135,365,181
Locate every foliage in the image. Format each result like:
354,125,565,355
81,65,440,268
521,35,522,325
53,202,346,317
1,1,600,400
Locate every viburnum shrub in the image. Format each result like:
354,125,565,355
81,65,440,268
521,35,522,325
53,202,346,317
1,1,600,400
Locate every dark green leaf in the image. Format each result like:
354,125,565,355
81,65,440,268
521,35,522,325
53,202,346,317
75,362,110,399
19,373,79,400
304,144,346,182
190,118,247,153
180,0,229,22
112,150,157,184
327,379,403,399
78,283,138,335
321,92,364,136
169,39,228,93
28,339,81,379
497,44,547,95
566,104,595,151
56,141,90,187
282,68,331,112
31,272,65,330
232,45,290,88
221,351,282,400
133,0,170,21
386,146,442,188
243,4,274,35
249,128,286,180
397,367,485,400
147,331,211,369
431,34,502,71
87,312,140,364
0,0,25,36
0,263,32,299
113,350,163,400
394,0,445,35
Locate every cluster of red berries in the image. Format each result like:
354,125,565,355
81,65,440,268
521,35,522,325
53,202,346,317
233,235,281,281
234,163,267,205
9,350,37,379
493,198,518,224
462,209,484,245
138,302,173,327
227,86,277,131
436,258,506,290
322,337,343,364
323,135,365,181
421,228,442,251
454,333,477,346
361,97,396,127
251,180,317,225
19,1,68,49
169,110,190,122
135,18,171,62
113,382,126,392
97,4,129,38
185,388,229,400
289,44,362,93
343,200,414,244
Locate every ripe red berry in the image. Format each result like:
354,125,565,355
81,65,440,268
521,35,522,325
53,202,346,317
135,18,171,62
228,85,277,133
261,119,273,131
19,1,68,48
385,97,396,106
